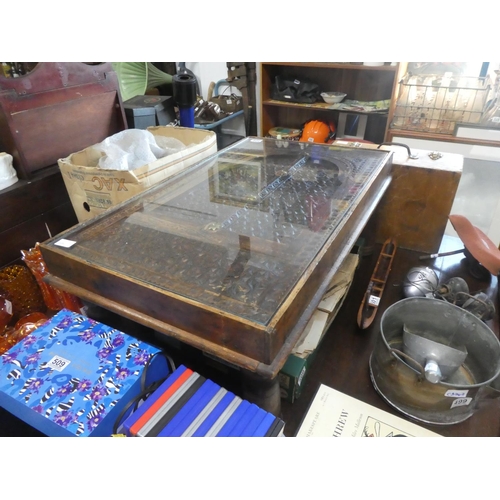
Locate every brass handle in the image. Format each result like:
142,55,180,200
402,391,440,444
378,142,419,159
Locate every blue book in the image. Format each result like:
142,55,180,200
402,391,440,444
191,391,237,437
252,412,278,437
157,379,219,437
265,418,285,437
122,365,189,436
227,403,259,437
204,396,243,437
178,388,229,437
239,408,269,437
216,400,251,437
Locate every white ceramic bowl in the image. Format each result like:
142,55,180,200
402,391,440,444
321,92,346,104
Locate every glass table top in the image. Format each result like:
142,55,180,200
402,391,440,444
45,138,391,326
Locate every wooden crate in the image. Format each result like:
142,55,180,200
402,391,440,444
370,147,463,253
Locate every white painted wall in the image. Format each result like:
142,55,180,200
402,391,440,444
184,62,228,101
184,62,246,137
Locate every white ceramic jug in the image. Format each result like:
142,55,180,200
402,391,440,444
0,152,18,191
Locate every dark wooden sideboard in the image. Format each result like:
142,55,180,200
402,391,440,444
0,62,127,268
0,167,78,268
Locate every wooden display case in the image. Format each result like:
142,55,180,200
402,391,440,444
260,63,406,144
39,138,393,376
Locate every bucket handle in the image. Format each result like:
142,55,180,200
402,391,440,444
390,348,425,378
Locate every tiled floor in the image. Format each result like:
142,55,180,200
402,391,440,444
445,158,500,246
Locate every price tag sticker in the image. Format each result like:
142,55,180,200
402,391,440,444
54,238,76,248
445,389,469,398
46,355,71,372
368,295,380,306
450,397,472,409
4,299,12,315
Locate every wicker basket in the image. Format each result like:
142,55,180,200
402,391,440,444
391,73,491,134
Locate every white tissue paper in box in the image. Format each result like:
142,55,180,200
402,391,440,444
58,126,217,223
92,129,186,171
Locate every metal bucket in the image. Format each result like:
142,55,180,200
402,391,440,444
369,297,500,425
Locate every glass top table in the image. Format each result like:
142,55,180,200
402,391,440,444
40,137,393,374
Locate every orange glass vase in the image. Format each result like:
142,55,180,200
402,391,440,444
0,264,46,322
21,243,83,313
0,328,17,355
0,313,49,354
0,290,13,333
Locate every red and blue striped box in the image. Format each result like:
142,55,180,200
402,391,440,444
122,365,285,437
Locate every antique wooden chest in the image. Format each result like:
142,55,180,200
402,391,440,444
0,62,127,180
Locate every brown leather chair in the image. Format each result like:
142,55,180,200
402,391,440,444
449,214,500,310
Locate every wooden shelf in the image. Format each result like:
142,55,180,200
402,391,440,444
264,62,399,71
260,62,406,143
262,99,390,116
387,128,500,148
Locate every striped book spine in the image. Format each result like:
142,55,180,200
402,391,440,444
139,373,205,437
157,380,220,437
123,365,191,436
216,400,251,437
239,408,269,437
188,390,236,437
121,364,286,437
227,403,259,437
203,396,243,437
253,412,279,437
182,387,229,437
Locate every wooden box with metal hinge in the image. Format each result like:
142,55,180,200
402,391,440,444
335,140,464,254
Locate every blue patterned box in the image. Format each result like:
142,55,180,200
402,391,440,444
0,309,169,437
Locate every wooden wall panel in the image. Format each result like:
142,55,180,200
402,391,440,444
1,169,77,268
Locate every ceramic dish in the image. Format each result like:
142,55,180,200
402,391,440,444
321,92,346,104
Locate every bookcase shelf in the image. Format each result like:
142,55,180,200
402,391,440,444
260,62,406,144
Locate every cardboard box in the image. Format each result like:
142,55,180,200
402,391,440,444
279,253,359,403
279,312,328,403
0,309,170,437
58,126,217,222
123,95,176,129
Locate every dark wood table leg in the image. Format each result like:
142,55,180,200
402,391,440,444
240,369,281,417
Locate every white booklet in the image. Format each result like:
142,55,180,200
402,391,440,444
296,384,442,437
